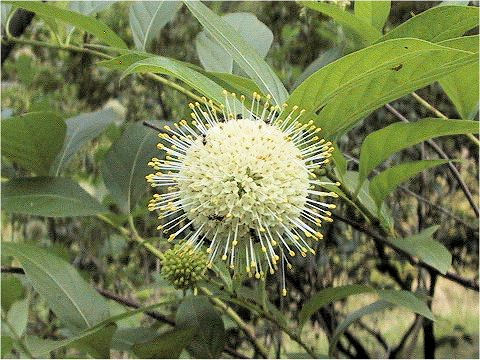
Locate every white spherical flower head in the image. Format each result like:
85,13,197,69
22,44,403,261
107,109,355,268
147,92,339,296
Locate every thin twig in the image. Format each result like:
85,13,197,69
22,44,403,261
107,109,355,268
385,103,479,218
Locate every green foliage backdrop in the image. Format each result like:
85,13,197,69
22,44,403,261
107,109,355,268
1,1,478,359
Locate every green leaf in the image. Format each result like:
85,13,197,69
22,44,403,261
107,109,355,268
111,327,159,352
298,285,374,330
377,289,434,320
1,112,66,175
1,275,25,312
97,52,151,70
122,56,233,108
196,12,273,74
369,160,451,207
1,3,11,27
1,336,13,357
388,226,452,274
132,327,195,359
176,296,225,358
354,1,390,31
6,1,127,48
300,1,382,46
129,1,182,51
2,243,110,333
26,323,116,358
287,38,478,137
358,118,478,185
292,47,343,90
329,300,391,357
6,298,29,337
379,5,479,43
51,108,123,176
343,171,394,231
184,1,288,106
69,1,116,15
101,121,162,213
438,35,479,119
1,177,107,217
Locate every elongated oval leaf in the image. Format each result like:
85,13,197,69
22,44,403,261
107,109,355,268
377,289,434,320
2,243,110,333
129,1,182,51
101,121,161,213
51,108,123,176
176,296,225,359
329,300,391,357
122,56,233,108
378,5,479,43
1,3,11,27
196,12,273,74
354,1,390,31
132,327,195,359
388,226,452,275
300,1,381,46
358,118,478,185
369,159,451,207
6,1,127,48
288,38,477,137
1,177,107,217
184,1,288,106
1,112,66,176
298,285,374,330
438,35,479,119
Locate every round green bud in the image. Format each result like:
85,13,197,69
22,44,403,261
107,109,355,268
161,244,208,290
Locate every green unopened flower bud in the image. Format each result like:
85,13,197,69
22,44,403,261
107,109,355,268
161,244,207,290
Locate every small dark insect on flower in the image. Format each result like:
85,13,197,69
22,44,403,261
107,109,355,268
249,228,259,242
208,214,225,221
202,134,207,145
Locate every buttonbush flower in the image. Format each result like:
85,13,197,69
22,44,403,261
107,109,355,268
147,92,338,296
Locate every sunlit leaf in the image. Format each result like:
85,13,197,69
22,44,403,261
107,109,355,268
69,1,116,15
6,298,29,338
358,118,478,185
354,1,390,31
438,35,479,119
369,159,451,207
300,1,382,46
378,5,479,43
288,38,477,137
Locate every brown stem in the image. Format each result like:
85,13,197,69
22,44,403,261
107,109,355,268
330,214,479,292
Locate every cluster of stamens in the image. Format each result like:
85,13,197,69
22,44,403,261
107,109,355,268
147,91,338,296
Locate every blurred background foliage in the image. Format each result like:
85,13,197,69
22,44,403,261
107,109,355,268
1,1,478,358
